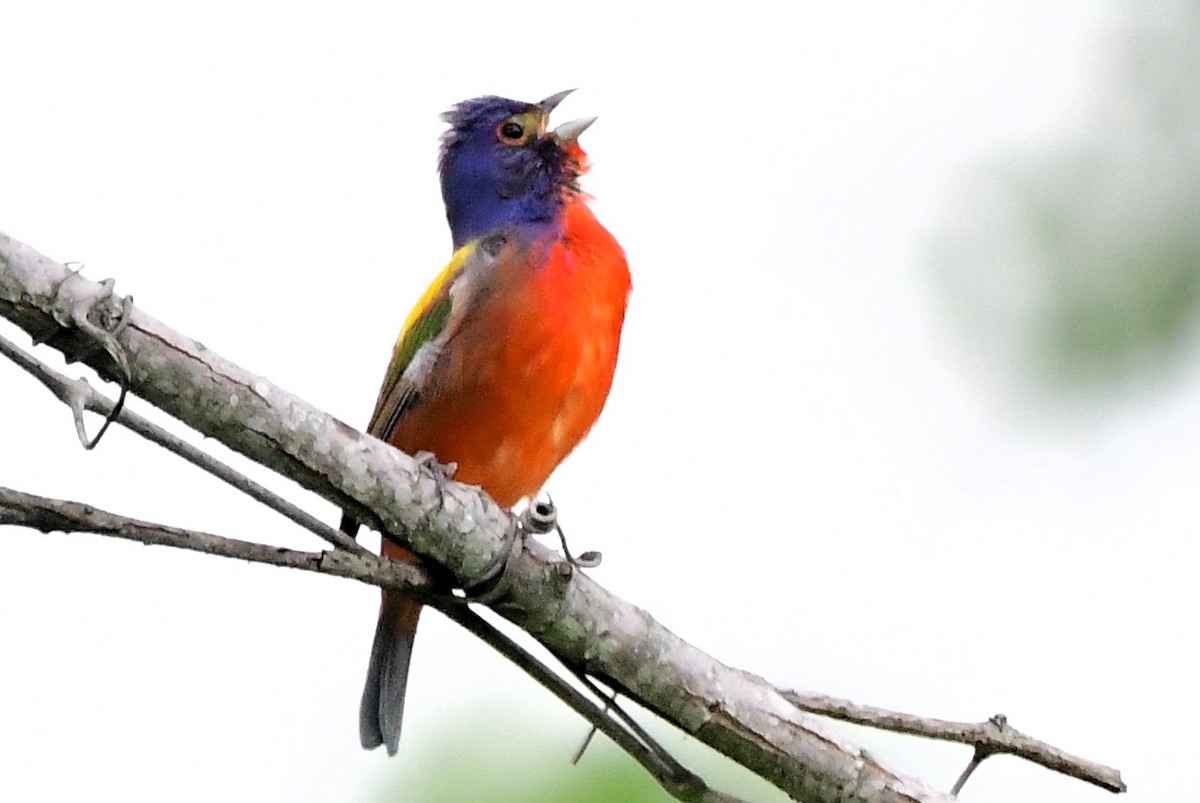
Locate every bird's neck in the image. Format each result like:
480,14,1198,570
446,192,565,250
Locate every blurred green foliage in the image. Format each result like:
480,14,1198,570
367,709,792,803
932,0,1200,397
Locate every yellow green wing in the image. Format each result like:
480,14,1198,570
366,239,480,439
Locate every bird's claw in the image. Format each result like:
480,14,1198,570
413,450,456,483
413,450,457,511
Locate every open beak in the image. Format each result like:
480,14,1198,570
550,116,597,144
537,89,597,144
538,89,575,116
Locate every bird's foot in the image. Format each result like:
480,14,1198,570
413,450,457,511
413,450,457,483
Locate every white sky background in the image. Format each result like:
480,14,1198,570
1,1,1194,801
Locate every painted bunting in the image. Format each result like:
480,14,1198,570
342,90,631,755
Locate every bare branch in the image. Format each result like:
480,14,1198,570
0,229,1122,802
0,486,426,592
950,748,987,797
0,332,368,557
782,691,1126,794
435,604,751,803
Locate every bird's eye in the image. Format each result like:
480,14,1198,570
496,120,527,145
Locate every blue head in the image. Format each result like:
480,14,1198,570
439,90,595,249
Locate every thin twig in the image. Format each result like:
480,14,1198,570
434,603,750,803
0,486,428,593
782,691,1126,793
567,666,705,787
0,333,368,557
566,671,667,767
950,747,988,796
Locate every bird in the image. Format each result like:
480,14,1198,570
342,90,631,756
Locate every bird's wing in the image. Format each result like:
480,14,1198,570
365,234,500,440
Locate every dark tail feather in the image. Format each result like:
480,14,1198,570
360,594,422,755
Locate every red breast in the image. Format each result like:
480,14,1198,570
387,201,630,507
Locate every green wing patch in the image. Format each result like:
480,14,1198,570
366,240,480,438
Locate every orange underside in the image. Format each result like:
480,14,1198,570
388,201,630,514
